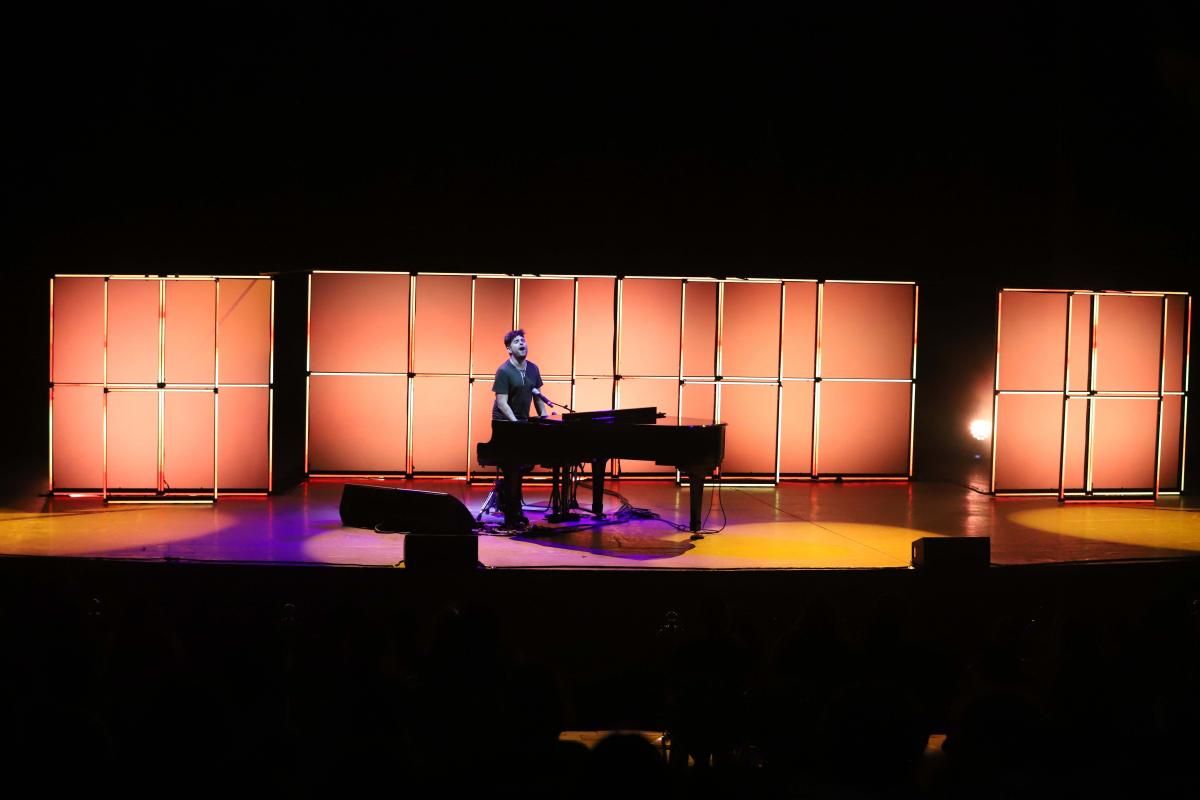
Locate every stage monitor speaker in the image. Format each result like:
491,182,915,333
339,483,477,535
912,536,990,573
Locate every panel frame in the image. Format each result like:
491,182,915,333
797,279,918,483
50,275,275,500
302,272,919,485
990,288,1191,498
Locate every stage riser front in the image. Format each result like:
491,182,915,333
5,556,1197,730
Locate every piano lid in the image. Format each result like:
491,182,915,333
563,406,661,425
556,407,721,428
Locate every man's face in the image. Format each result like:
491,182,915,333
507,335,527,359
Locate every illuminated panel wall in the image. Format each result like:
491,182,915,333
308,274,917,482
991,289,1190,497
50,276,274,497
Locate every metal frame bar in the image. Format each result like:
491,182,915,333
466,277,478,479
990,290,1003,493
1154,295,1168,498
1182,297,1192,493
811,280,824,477
1057,292,1074,499
48,278,55,492
1084,294,1100,494
102,278,110,499
406,274,416,475
909,283,919,478
267,277,276,493
775,282,787,483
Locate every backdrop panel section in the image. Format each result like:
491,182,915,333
991,289,1190,497
305,274,917,483
50,275,274,498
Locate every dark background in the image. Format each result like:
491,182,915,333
5,1,1198,494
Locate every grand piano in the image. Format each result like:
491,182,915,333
476,407,726,532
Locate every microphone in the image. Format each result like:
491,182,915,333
532,388,573,413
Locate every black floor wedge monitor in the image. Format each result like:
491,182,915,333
338,484,477,535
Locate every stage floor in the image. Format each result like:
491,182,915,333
2,479,1199,570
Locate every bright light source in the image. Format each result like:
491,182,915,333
969,419,991,441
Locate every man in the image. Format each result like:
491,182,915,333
492,329,549,423
491,329,549,528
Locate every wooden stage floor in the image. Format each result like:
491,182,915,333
2,479,1199,570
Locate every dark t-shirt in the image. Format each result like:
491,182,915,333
492,359,543,420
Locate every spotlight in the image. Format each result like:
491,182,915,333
969,419,991,441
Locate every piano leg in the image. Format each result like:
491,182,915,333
546,465,580,523
591,459,607,517
686,470,707,533
499,465,523,526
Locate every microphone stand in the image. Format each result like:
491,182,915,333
537,395,575,414
537,393,581,522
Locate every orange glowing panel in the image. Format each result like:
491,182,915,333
719,383,779,475
1163,295,1188,394
410,376,469,472
218,387,270,490
1091,399,1159,489
163,391,215,490
107,279,160,385
575,278,615,376
573,377,614,414
779,382,815,475
218,279,272,385
617,379,678,473
413,275,471,374
106,391,159,490
1067,294,1092,392
996,291,1067,391
722,282,781,379
164,280,216,385
1063,397,1088,491
1159,395,1183,491
517,278,574,377
821,283,915,380
52,385,104,489
682,281,717,377
1095,294,1163,392
782,281,818,379
51,277,105,384
818,381,911,475
308,375,407,472
309,272,409,374
681,382,715,424
620,279,681,377
471,277,516,374
993,393,1063,490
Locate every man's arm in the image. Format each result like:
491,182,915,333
533,395,549,418
494,394,519,422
